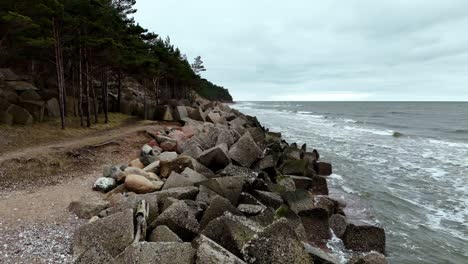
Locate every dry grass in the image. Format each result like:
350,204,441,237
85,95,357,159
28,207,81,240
0,113,138,154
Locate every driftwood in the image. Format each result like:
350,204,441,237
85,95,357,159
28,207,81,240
133,199,149,243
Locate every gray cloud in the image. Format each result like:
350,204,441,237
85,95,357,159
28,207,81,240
134,0,468,101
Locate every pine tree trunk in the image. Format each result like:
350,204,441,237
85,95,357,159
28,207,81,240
117,71,122,112
53,18,65,129
72,66,78,117
78,44,84,127
91,77,98,123
85,49,91,128
143,79,147,120
102,70,108,124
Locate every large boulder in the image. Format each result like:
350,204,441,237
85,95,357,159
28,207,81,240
154,105,174,121
242,218,313,264
199,195,243,228
252,190,283,209
93,177,117,193
193,235,246,264
188,107,206,122
348,252,388,264
0,110,13,125
74,241,115,264
117,242,195,264
330,214,347,238
68,196,110,219
148,225,183,243
5,81,38,91
201,212,262,258
342,222,386,254
316,162,332,176
73,209,134,258
197,144,231,172
154,186,199,207
298,208,331,244
280,159,308,176
124,174,162,194
22,100,45,122
215,128,235,147
100,192,159,224
150,200,200,241
303,243,339,264
7,104,33,125
181,140,203,159
228,132,263,168
174,106,189,121
0,68,19,81
206,112,223,124
18,90,41,101
162,170,207,190
281,190,315,214
199,176,246,205
159,155,192,178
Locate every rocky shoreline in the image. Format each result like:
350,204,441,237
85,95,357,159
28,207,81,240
69,99,387,264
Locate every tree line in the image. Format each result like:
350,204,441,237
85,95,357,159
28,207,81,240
0,0,232,129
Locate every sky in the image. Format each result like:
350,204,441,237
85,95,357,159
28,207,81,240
133,0,468,101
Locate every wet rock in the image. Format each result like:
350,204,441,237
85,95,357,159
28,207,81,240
252,190,283,209
150,200,200,241
148,225,183,243
69,196,110,219
228,132,262,168
201,212,262,258
303,243,339,264
193,235,246,264
73,209,134,258
241,218,313,264
117,242,195,264
306,173,329,195
199,176,246,205
348,252,388,264
289,175,314,190
124,174,162,194
280,159,308,176
200,195,243,228
299,208,331,244
197,144,231,172
93,177,117,193
342,222,386,254
316,162,333,176
330,214,347,238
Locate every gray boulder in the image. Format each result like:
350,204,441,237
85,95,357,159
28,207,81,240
252,190,283,209
150,200,200,241
19,90,41,101
162,170,207,190
228,132,262,168
348,252,388,264
330,214,347,238
99,192,159,224
280,159,308,176
93,177,117,193
74,241,115,264
174,106,188,121
289,175,314,190
201,212,262,258
281,190,315,214
303,242,339,264
148,225,183,243
188,107,206,122
73,209,134,258
68,196,110,219
241,218,313,264
197,144,231,172
117,242,195,264
200,195,243,228
237,204,265,216
0,110,13,125
154,186,199,207
46,98,60,117
193,235,246,264
342,222,386,254
199,176,246,205
298,208,331,244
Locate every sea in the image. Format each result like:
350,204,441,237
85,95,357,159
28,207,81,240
232,101,468,264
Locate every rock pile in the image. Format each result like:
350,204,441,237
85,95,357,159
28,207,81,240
69,100,387,263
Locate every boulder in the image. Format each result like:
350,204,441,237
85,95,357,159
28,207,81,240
298,208,331,243
158,151,178,162
289,175,314,190
19,90,41,101
258,155,276,171
281,190,315,215
242,218,313,264
174,106,189,121
0,68,19,81
21,100,45,122
280,159,308,176
159,155,194,178
0,97,10,111
193,235,246,264
246,127,265,146
229,116,246,127
201,212,262,258
103,165,123,181
215,128,235,147
192,127,219,150
6,81,38,91
197,144,231,172
163,170,207,190
199,195,243,228
196,185,219,205
7,104,33,125
237,204,265,216
188,107,206,122
199,176,246,205
117,242,195,264
181,140,203,159
206,112,222,124
68,196,110,219
100,192,159,224
303,243,339,264
148,225,183,242
306,173,329,195
150,200,200,241
252,190,283,209
228,132,263,168
129,158,145,169
73,209,134,258
277,176,296,192
45,98,60,117
342,222,386,254
330,214,347,238
143,160,160,173
74,241,115,264
154,105,174,121
0,110,13,125
218,164,257,185
154,186,199,207
124,174,162,194
93,177,117,193
316,162,332,176
348,252,388,264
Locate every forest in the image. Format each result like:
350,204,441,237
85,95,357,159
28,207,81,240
0,0,233,128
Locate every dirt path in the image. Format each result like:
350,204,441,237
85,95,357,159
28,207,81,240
0,120,177,263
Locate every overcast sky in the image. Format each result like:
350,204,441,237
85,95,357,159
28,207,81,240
134,0,468,101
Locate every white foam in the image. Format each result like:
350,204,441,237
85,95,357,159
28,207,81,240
343,126,394,136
